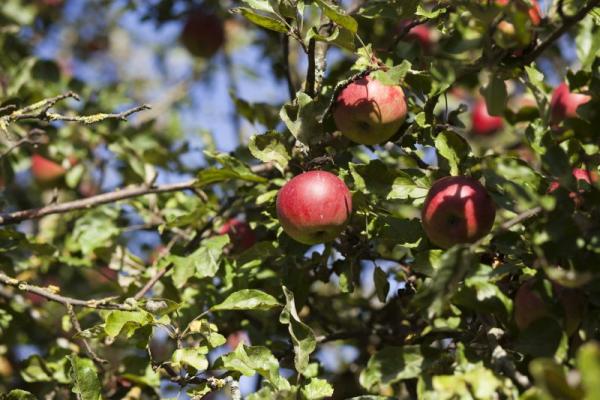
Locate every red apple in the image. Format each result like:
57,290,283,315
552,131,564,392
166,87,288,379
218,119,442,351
180,10,225,59
31,154,67,184
548,168,597,206
333,75,408,145
226,331,251,350
276,171,352,245
514,280,548,330
218,219,256,252
471,99,504,136
421,176,496,248
550,83,592,125
398,21,435,52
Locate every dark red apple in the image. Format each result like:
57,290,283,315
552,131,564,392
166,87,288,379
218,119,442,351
550,83,592,125
218,219,256,252
514,280,584,335
31,154,67,184
276,171,352,245
421,176,496,248
333,75,407,145
180,10,225,59
471,99,504,136
514,280,548,330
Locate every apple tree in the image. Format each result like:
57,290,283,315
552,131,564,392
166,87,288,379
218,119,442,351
1,0,600,399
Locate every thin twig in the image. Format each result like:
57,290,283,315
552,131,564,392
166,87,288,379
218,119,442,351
66,304,109,367
0,162,273,225
517,0,600,64
0,272,133,310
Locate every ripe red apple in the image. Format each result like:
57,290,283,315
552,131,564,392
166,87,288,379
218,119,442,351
333,75,408,145
276,171,352,245
218,219,256,252
471,99,504,136
180,10,225,59
550,83,592,125
421,176,496,248
31,154,67,184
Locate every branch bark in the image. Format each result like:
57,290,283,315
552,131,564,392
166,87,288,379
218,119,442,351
0,179,197,225
0,272,133,310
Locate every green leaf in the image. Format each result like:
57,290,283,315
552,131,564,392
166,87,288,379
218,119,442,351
171,347,209,371
371,61,412,85
387,170,430,200
412,245,477,317
239,0,275,13
435,131,471,176
170,235,230,288
530,358,583,400
3,390,37,400
197,151,267,186
373,266,389,303
314,0,358,33
104,310,152,338
301,378,334,399
428,364,506,399
360,345,424,390
220,345,290,391
577,342,600,400
279,286,317,374
69,355,102,400
232,8,288,33
280,92,327,145
481,76,507,117
249,131,290,174
211,289,280,312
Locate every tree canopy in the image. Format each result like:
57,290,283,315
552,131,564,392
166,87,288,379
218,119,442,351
1,0,600,399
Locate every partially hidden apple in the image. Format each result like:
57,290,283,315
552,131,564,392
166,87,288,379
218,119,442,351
276,171,352,245
493,0,541,50
333,75,408,145
514,279,584,335
398,20,435,52
180,10,225,59
421,176,496,248
31,154,67,184
218,218,257,252
548,168,597,206
471,99,504,136
550,82,592,125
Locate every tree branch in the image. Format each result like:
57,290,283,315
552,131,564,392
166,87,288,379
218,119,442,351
0,272,133,310
282,34,296,101
66,304,109,367
520,0,600,64
0,179,197,225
